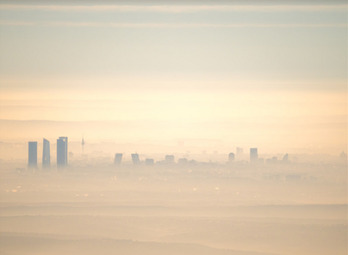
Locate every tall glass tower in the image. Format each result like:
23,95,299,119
131,153,140,165
42,138,50,168
114,153,123,165
250,148,258,162
57,137,68,167
28,141,37,167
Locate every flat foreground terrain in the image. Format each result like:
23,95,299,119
0,163,347,255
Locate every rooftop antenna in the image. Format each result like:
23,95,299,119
81,135,85,153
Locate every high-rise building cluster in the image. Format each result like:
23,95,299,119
27,136,68,168
28,139,288,168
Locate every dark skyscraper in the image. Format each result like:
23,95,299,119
131,153,140,165
28,141,37,167
57,137,68,167
42,138,50,168
250,148,258,162
114,153,123,165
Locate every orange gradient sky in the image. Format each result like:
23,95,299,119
0,1,347,154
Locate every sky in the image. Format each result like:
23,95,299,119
0,0,347,154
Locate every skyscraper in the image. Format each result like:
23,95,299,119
250,148,258,162
57,137,68,167
42,138,50,168
114,153,123,165
28,141,37,167
228,152,235,162
131,153,140,165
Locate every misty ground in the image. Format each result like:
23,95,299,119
0,160,347,255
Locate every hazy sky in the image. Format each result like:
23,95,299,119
0,0,346,153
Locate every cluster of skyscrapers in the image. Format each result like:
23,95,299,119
28,137,68,168
28,139,269,168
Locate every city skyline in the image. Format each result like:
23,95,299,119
25,136,309,167
0,2,346,255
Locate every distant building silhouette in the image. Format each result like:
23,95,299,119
114,153,123,165
282,153,289,162
145,158,154,165
81,137,85,153
42,138,50,168
339,151,347,160
250,148,258,162
28,141,37,167
57,137,68,167
228,152,235,162
165,155,175,163
131,153,140,165
178,158,188,164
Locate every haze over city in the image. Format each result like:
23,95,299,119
0,0,347,255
